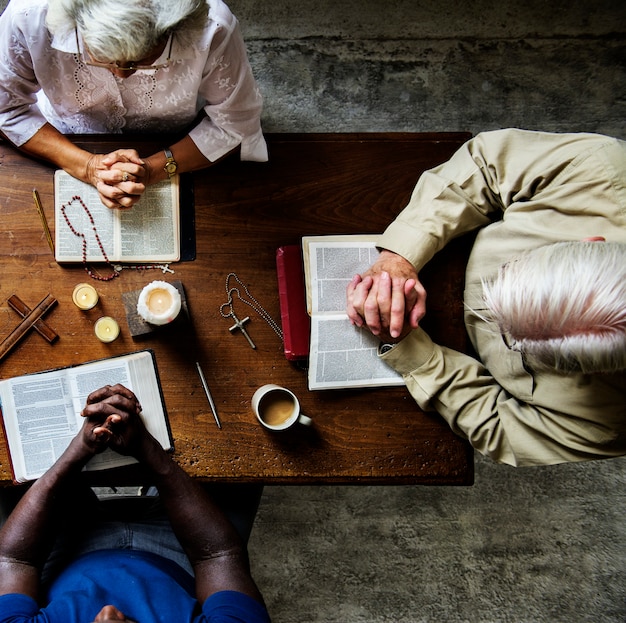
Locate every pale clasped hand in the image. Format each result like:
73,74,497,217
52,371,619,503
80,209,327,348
346,249,427,343
86,149,148,209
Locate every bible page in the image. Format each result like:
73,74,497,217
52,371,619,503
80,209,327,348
67,356,137,472
0,352,170,481
0,369,78,482
54,171,116,262
308,313,404,389
68,352,171,471
54,171,180,263
119,176,180,262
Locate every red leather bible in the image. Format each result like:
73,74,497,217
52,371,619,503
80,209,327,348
276,245,310,361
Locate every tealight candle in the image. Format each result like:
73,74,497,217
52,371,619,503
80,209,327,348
72,283,99,310
94,316,120,343
136,281,181,326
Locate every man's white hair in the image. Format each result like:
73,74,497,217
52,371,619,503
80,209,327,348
482,241,626,374
46,0,208,62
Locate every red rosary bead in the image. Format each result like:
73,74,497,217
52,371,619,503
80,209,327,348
60,196,120,281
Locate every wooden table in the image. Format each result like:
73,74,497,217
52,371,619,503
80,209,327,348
0,132,474,485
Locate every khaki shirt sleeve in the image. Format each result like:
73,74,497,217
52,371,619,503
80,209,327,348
382,328,624,467
384,328,517,465
378,128,622,271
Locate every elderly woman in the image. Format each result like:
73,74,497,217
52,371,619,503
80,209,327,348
0,0,267,208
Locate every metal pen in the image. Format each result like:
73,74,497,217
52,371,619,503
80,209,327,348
33,189,55,253
195,361,222,429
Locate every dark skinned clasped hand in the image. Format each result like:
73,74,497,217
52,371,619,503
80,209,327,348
79,384,145,457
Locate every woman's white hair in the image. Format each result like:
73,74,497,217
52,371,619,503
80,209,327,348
482,241,626,374
47,0,208,61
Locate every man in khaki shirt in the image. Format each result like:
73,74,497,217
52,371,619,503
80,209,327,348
347,129,626,467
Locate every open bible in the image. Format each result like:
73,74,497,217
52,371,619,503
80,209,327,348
0,350,172,483
303,235,404,390
54,169,180,263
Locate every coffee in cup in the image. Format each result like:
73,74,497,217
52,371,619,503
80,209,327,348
251,384,312,431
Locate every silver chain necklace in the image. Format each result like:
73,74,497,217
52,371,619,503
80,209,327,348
219,272,283,348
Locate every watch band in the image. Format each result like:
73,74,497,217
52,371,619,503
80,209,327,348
163,148,178,178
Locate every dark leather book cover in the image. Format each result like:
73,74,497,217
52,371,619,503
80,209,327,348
276,245,310,361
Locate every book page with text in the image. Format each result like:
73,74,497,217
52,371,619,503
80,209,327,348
0,352,170,481
119,178,179,261
308,313,404,390
306,239,380,314
0,370,77,482
67,357,136,472
55,172,116,262
67,352,171,471
303,237,405,390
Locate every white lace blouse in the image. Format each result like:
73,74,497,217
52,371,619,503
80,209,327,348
0,0,267,162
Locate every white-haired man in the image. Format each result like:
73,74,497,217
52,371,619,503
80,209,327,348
347,129,626,467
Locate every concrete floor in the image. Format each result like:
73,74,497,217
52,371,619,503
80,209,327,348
252,456,625,623
2,0,625,621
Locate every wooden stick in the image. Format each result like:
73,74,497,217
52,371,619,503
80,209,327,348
0,294,58,362
7,295,59,343
33,189,55,253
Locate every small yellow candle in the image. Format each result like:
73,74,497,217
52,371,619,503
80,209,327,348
72,283,99,310
94,316,120,343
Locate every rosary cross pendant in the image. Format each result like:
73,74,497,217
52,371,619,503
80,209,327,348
228,313,256,349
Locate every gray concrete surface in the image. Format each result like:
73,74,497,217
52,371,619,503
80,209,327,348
235,0,626,139
1,0,625,621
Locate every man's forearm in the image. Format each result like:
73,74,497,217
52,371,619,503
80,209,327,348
137,436,263,602
0,438,93,597
138,437,243,563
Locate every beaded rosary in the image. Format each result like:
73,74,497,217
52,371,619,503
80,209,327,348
60,195,173,281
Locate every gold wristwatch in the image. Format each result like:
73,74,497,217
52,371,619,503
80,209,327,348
163,148,178,178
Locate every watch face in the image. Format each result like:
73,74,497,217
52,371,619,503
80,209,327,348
165,161,177,174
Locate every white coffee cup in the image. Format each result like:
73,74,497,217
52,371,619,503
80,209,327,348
251,384,312,431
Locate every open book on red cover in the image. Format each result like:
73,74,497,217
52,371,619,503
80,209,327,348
301,235,405,390
276,245,310,361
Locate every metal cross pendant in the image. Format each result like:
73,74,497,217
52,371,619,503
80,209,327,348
228,312,256,349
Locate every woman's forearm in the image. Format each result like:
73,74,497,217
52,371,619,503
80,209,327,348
20,123,97,184
21,126,229,187
143,135,233,184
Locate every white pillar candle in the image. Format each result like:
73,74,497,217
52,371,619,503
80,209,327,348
136,281,181,326
94,316,120,343
72,283,99,310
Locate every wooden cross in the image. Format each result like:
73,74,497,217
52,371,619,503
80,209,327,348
0,294,58,362
228,313,256,349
